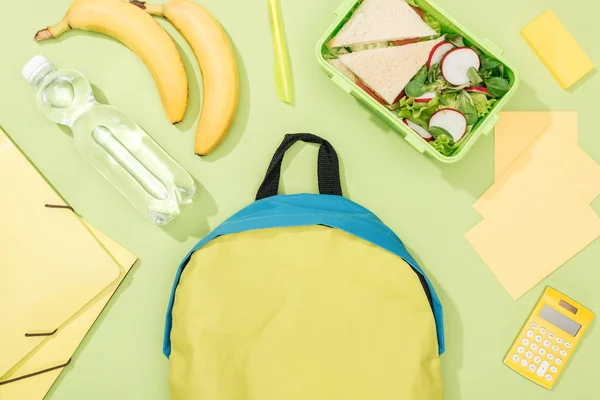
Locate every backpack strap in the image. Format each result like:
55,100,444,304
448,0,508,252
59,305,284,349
256,133,343,200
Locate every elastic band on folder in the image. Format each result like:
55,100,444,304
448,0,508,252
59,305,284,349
0,359,71,386
25,328,58,337
45,204,74,212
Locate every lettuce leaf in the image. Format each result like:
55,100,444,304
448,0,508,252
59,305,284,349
422,12,441,35
348,42,390,52
323,46,349,60
446,34,465,48
471,93,497,117
440,91,478,126
430,134,457,156
397,96,440,128
404,0,441,35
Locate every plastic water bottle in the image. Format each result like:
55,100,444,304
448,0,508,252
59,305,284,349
22,55,196,226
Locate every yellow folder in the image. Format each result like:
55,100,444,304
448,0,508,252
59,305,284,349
0,127,138,398
0,221,137,399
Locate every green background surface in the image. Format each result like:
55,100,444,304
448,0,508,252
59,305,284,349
1,0,598,398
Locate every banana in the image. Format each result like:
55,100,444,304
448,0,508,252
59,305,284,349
133,0,239,156
35,0,189,125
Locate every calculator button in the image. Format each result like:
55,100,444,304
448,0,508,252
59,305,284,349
535,335,542,342
560,350,567,357
512,354,520,362
557,338,563,344
526,330,534,338
565,343,572,349
550,366,558,373
538,348,546,355
539,328,547,334
529,364,537,372
543,340,551,347
545,374,553,381
552,345,559,352
526,351,533,359
548,332,555,339
521,359,528,367
530,343,538,350
536,361,550,377
531,323,539,329
547,353,554,360
517,346,525,354
534,356,541,363
522,338,530,346
555,358,563,365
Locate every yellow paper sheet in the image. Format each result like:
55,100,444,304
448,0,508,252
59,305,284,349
0,129,122,377
494,112,578,180
522,10,595,89
0,222,137,400
477,127,600,216
466,167,600,300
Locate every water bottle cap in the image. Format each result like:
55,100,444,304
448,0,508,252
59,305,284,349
22,55,53,84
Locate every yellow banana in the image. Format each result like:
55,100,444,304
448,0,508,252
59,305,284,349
35,0,189,125
133,0,239,156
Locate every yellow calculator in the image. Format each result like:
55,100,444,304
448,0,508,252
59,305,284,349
504,287,594,389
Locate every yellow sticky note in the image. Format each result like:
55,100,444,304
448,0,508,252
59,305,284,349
494,112,578,180
478,126,600,217
522,10,595,89
466,167,600,300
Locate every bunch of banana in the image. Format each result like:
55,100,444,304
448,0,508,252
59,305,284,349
35,0,239,156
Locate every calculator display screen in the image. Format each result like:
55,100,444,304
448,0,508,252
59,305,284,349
539,305,581,336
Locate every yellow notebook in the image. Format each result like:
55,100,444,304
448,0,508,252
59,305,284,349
0,127,137,398
522,10,595,89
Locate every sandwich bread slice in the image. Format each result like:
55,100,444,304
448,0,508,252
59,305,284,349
329,0,437,49
339,37,444,104
328,59,356,81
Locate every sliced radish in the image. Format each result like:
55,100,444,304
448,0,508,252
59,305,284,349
427,42,454,69
414,91,436,103
403,118,433,141
441,48,481,86
429,108,467,142
391,38,420,46
466,86,491,96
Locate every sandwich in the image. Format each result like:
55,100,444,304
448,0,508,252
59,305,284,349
328,0,437,49
339,37,445,105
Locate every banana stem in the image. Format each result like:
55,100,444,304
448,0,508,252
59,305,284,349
130,1,165,16
34,17,71,41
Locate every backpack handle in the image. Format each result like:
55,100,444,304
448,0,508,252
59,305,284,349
256,133,343,200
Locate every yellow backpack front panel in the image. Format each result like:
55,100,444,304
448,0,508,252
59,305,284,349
170,226,442,400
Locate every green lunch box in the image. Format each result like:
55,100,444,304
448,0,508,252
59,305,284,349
316,0,520,163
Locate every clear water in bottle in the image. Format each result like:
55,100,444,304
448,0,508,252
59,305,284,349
22,55,196,226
